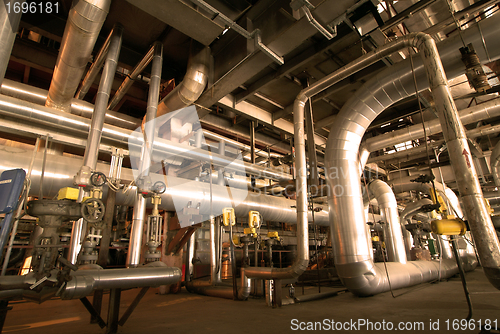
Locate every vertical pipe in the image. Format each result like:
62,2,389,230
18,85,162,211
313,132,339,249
218,141,225,186
419,36,500,289
250,121,256,164
0,0,24,85
127,42,163,268
82,25,123,170
304,82,319,188
209,216,217,284
75,27,114,100
107,45,155,111
127,193,146,268
185,232,196,282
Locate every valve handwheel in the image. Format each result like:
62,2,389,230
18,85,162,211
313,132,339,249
90,172,107,187
81,198,105,223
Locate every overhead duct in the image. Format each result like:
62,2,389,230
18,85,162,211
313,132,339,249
323,16,500,294
0,144,329,226
156,46,210,118
45,0,111,112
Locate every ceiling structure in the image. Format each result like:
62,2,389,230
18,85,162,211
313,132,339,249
5,0,500,193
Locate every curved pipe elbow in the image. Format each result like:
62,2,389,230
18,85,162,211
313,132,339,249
157,46,210,117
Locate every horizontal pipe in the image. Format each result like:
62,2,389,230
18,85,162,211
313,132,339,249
365,97,500,153
0,264,182,300
0,95,292,181
0,143,328,225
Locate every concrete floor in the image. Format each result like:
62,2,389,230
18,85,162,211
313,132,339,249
3,268,500,334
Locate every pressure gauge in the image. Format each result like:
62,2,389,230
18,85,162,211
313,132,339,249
152,181,166,194
90,172,107,187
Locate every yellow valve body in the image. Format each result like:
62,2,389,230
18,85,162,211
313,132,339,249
431,218,467,236
222,207,235,226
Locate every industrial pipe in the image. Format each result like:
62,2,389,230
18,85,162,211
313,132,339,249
0,144,330,225
243,86,309,280
108,44,155,111
294,26,493,294
0,0,24,85
368,180,407,264
365,97,500,154
0,264,182,300
81,24,123,171
0,94,292,181
156,46,210,118
45,0,111,112
76,26,114,100
490,139,500,187
127,42,163,268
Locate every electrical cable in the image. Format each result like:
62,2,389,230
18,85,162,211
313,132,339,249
408,47,440,207
450,235,473,320
358,151,396,298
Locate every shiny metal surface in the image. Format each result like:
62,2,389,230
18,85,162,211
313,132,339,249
0,144,329,225
108,45,155,110
0,79,141,130
0,0,24,85
75,26,114,100
82,25,123,170
45,0,111,112
365,97,500,153
68,218,86,265
127,43,163,268
244,96,309,280
490,139,500,187
127,193,147,268
62,264,182,299
368,180,406,264
156,47,210,117
315,27,497,295
318,16,500,294
0,94,292,181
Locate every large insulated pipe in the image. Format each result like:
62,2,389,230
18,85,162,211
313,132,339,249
0,264,182,300
368,180,406,264
325,22,500,292
127,42,163,268
0,79,283,161
81,24,123,171
75,26,114,100
295,25,498,295
156,46,210,118
1,79,141,129
365,97,500,153
0,94,292,181
0,144,330,225
490,139,500,187
45,0,111,112
0,0,24,85
243,85,309,280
